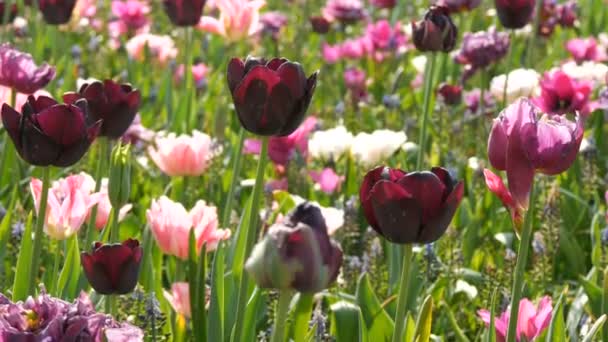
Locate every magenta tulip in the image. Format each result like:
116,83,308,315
0,44,55,94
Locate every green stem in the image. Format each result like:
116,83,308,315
416,53,437,170
293,293,314,342
221,127,246,227
105,295,116,316
108,206,120,243
505,181,537,342
391,243,413,342
526,0,543,67
28,166,51,295
271,291,293,342
85,139,110,249
231,137,269,342
184,27,194,132
50,240,61,296
502,30,514,109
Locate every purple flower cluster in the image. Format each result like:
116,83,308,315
322,0,366,24
0,290,143,341
539,0,577,37
455,27,510,81
322,20,409,63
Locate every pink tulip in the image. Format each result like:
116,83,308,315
198,0,265,42
174,63,210,88
478,296,552,342
244,116,317,166
146,196,231,259
163,282,191,318
487,98,583,209
310,168,344,194
111,0,150,32
148,130,214,177
30,174,100,240
125,34,178,64
533,70,595,117
566,37,606,64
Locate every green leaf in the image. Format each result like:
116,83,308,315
292,293,314,342
579,274,602,317
0,187,17,286
546,290,566,342
13,213,34,301
486,287,498,342
355,273,394,341
241,287,264,342
57,235,81,300
330,301,364,342
582,315,607,342
403,313,416,342
228,195,252,279
208,244,225,342
414,295,433,342
189,230,207,342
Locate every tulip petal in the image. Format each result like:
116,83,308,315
397,171,445,223
1,103,21,149
81,253,114,295
419,181,463,243
227,58,245,93
369,180,421,244
487,118,508,170
276,62,307,99
505,129,535,210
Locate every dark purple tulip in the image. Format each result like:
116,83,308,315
494,0,535,29
412,5,458,53
454,27,510,80
437,83,462,106
1,95,100,167
360,166,464,244
245,203,343,293
433,0,481,13
0,44,55,94
0,2,18,24
81,239,142,295
63,80,141,139
259,12,288,41
227,56,318,136
163,0,206,27
309,16,331,34
38,0,77,25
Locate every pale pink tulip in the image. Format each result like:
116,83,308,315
310,168,344,194
146,196,231,259
478,296,552,342
198,0,265,42
148,130,214,177
163,282,191,318
125,34,178,64
30,174,100,240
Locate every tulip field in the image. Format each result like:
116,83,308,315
1,0,608,340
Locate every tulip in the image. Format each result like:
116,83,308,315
110,0,150,32
489,68,540,104
433,0,481,13
163,282,192,318
198,0,265,42
483,169,523,229
322,0,366,24
125,33,178,64
566,38,606,64
412,5,457,53
227,57,318,136
310,168,344,194
0,44,55,94
533,70,594,117
487,98,583,209
38,0,77,25
81,239,142,295
454,27,510,81
245,202,343,293
30,174,100,240
370,0,396,9
148,130,214,177
464,88,496,117
437,83,462,106
478,296,552,342
359,166,464,244
163,0,206,27
146,196,231,259
350,129,407,167
63,80,141,138
1,95,101,167
309,16,331,34
259,11,288,41
308,125,353,161
494,0,535,29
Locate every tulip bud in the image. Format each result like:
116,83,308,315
437,83,462,106
108,143,131,209
412,6,458,53
245,203,343,293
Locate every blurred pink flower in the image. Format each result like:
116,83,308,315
125,34,177,64
533,70,595,116
0,86,51,112
198,0,265,42
0,44,55,94
30,174,100,240
163,282,191,318
244,116,317,165
323,0,366,24
146,196,231,259
310,168,344,194
148,130,214,177
111,0,150,31
121,113,155,147
565,37,606,64
93,178,133,230
478,296,552,342
74,0,103,30
174,63,210,88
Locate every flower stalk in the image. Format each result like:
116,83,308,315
28,166,51,295
270,291,293,342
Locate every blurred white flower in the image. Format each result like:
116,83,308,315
76,77,100,90
467,156,482,171
401,141,418,153
351,129,407,167
308,125,354,160
561,61,608,84
411,55,427,73
455,280,478,299
490,68,540,104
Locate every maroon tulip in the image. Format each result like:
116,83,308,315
412,5,458,53
63,80,141,139
163,0,206,27
227,56,318,136
437,83,462,106
487,98,583,209
38,0,77,25
370,0,396,9
0,44,55,94
245,203,343,293
1,95,100,167
0,2,18,24
81,239,142,295
360,166,464,244
433,0,481,13
494,0,535,29
309,16,331,34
